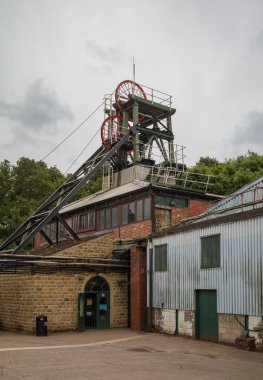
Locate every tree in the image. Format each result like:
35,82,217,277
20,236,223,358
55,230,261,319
190,151,263,195
0,158,65,243
0,157,103,244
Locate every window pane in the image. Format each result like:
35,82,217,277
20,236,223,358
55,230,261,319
155,195,166,206
136,200,143,222
99,210,105,230
72,216,79,231
112,207,118,228
128,202,135,223
154,244,167,271
201,235,220,268
89,212,95,228
144,197,151,220
58,221,66,237
173,197,188,208
155,195,188,208
122,204,128,225
106,208,111,228
79,214,87,230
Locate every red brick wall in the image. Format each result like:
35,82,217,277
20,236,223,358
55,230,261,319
171,199,211,226
130,245,147,331
113,220,152,240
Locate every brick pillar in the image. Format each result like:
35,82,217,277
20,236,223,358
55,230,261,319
130,245,147,331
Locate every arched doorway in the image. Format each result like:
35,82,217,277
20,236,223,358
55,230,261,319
78,276,110,331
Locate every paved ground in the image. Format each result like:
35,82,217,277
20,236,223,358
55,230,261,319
0,329,262,379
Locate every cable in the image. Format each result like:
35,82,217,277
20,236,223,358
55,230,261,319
40,91,114,162
63,127,101,175
234,315,263,332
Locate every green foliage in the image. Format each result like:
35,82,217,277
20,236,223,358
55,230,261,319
1,151,262,244
0,157,103,244
0,158,65,243
190,151,263,195
69,168,103,202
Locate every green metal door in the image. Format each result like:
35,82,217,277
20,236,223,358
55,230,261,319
85,293,96,328
78,293,86,331
196,290,218,342
96,291,110,329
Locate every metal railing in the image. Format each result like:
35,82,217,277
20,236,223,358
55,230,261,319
135,165,214,192
138,83,172,108
103,81,173,117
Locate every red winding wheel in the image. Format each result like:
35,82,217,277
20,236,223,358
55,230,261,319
101,115,122,149
115,80,147,121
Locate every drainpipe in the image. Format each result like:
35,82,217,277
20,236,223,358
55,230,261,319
147,244,153,331
174,309,179,336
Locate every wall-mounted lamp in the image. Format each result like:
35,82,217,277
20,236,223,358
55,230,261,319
75,274,84,281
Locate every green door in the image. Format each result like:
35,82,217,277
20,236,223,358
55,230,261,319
78,293,86,331
196,290,218,342
96,291,110,329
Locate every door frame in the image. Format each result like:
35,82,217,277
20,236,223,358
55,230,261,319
195,289,218,343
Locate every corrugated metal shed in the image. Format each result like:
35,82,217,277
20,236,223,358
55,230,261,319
190,176,263,222
148,214,263,316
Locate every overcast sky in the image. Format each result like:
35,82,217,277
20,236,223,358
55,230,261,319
0,0,263,172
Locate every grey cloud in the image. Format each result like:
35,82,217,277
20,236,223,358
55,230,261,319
232,111,263,146
251,30,263,50
85,38,122,63
86,63,114,76
0,79,74,130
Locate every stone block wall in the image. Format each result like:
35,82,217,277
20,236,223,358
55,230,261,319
152,308,194,337
152,309,263,349
152,308,176,334
218,314,245,344
0,271,128,334
178,310,195,337
55,233,114,258
249,316,263,350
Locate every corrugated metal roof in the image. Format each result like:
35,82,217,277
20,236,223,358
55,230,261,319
61,180,150,214
190,176,263,222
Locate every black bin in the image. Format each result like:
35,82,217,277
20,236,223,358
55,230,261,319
36,315,47,336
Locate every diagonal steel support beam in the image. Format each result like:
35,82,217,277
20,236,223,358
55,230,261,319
3,126,138,254
56,214,80,241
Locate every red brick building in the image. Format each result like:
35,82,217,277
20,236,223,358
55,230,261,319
33,165,219,331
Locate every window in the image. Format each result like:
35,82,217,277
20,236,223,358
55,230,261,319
99,210,105,230
128,202,135,223
106,209,111,229
144,197,151,220
154,244,167,271
41,222,56,241
201,235,220,269
112,207,118,227
72,212,95,232
155,195,188,208
136,200,143,222
58,221,67,238
122,204,128,225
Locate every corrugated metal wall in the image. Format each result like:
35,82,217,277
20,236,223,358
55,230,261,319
148,215,263,316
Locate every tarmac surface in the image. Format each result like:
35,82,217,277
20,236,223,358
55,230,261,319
0,328,262,379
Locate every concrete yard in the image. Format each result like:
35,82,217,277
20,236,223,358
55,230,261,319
0,329,262,379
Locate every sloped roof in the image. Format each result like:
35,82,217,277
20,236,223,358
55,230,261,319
189,176,263,223
61,180,150,214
